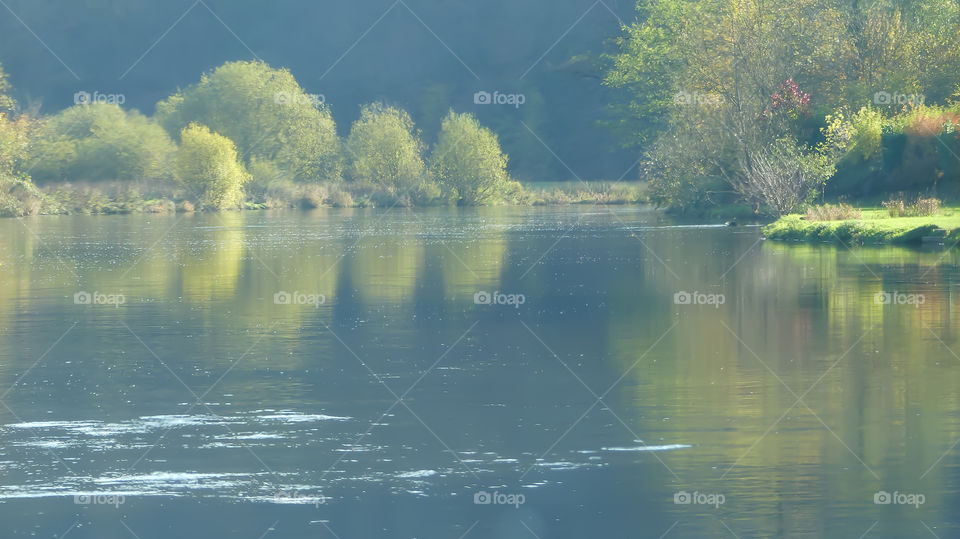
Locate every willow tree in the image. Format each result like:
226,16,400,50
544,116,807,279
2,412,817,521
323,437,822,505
157,61,341,182
344,103,427,193
175,123,249,209
430,111,510,205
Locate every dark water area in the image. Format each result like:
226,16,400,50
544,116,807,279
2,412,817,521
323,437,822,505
1,206,959,538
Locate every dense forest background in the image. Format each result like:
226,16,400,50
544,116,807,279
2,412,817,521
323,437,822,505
0,0,638,182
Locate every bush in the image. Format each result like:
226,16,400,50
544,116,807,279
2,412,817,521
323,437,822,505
344,103,428,193
430,111,511,205
804,202,862,221
882,194,941,216
174,123,249,209
157,61,342,182
29,104,174,183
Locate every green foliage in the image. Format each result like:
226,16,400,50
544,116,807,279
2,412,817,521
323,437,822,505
764,211,960,244
430,111,510,205
883,194,941,217
29,104,174,183
345,103,427,192
804,203,862,221
0,112,48,216
174,123,249,209
0,64,15,114
607,0,960,212
157,61,342,182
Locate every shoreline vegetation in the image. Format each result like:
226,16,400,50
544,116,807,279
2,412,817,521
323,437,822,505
603,0,960,228
10,179,647,218
0,60,645,218
764,197,960,245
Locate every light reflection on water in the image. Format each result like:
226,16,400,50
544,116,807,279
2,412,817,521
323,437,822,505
0,206,959,538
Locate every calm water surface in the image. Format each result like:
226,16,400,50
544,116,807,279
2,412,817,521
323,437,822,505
1,206,959,538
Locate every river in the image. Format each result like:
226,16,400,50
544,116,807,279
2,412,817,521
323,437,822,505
0,206,957,538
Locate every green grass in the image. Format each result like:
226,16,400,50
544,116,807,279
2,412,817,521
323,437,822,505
763,207,960,244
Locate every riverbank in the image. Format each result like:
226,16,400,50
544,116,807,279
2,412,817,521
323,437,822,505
763,209,960,244
0,179,647,217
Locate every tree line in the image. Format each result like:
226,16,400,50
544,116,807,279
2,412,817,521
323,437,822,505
605,0,960,215
0,61,516,215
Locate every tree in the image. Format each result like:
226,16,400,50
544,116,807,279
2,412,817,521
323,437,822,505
174,123,249,209
0,112,46,216
28,104,174,183
156,61,341,182
0,63,15,114
344,103,426,192
430,111,510,205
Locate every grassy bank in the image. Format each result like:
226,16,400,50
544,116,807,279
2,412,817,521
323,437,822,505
763,208,960,244
0,179,647,217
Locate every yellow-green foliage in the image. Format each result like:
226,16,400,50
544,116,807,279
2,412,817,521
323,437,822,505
175,123,249,209
765,207,960,244
804,202,862,221
345,103,427,192
157,61,342,182
430,111,510,205
29,104,174,183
